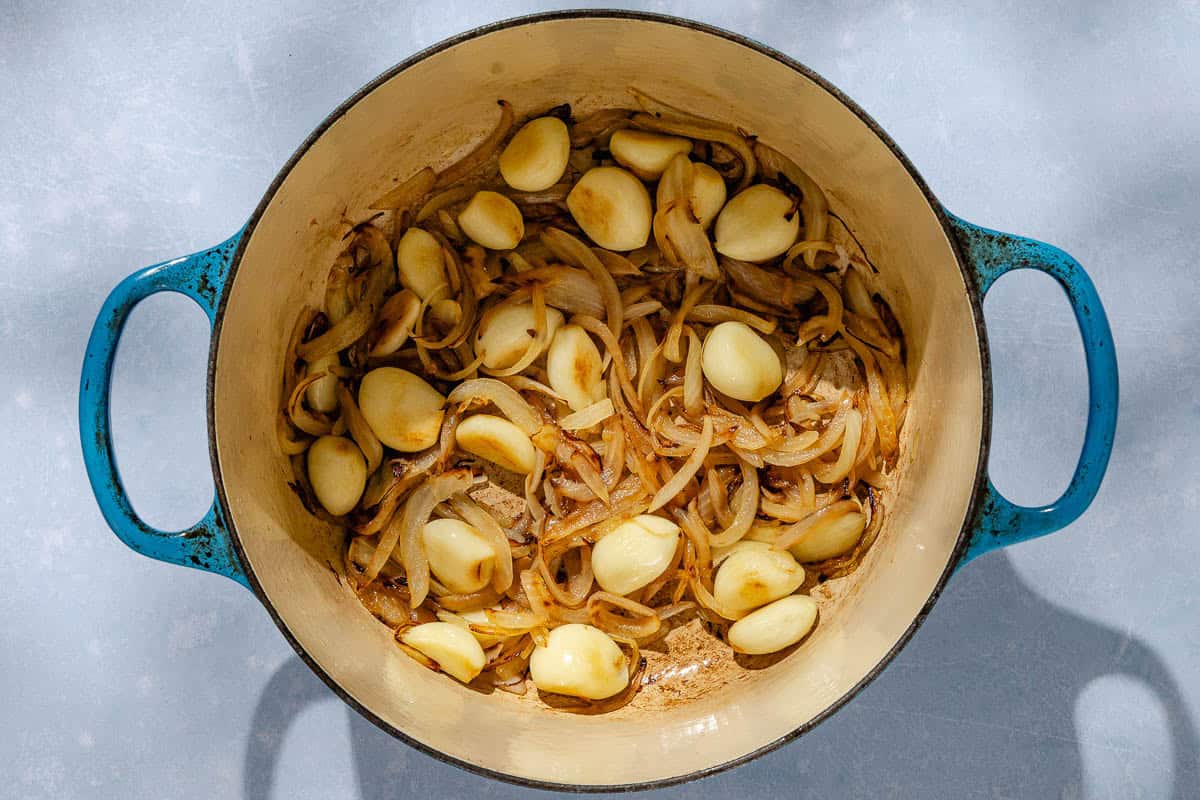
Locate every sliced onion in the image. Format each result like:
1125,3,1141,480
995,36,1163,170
277,411,311,456
366,469,475,602
686,304,777,334
512,265,605,317
588,591,661,640
541,228,623,337
447,378,541,435
591,247,642,276
435,100,514,188
370,166,436,211
846,335,898,459
708,460,759,547
570,107,632,147
499,374,566,404
663,277,709,362
629,90,756,191
336,384,382,474
812,408,862,485
543,475,646,545
286,371,334,436
648,416,713,512
560,398,615,431
682,327,704,418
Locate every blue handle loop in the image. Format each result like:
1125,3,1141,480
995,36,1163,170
80,232,249,588
949,216,1118,564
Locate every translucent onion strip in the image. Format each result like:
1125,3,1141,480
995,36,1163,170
435,100,514,188
366,469,474,601
542,228,624,337
371,166,436,211
686,304,777,334
336,384,383,473
708,460,759,547
448,378,541,435
560,398,615,431
648,416,713,512
683,327,704,417
812,408,862,485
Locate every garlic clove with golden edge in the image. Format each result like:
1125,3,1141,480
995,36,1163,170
546,324,606,412
422,518,495,594
306,435,367,516
712,546,805,617
566,166,653,251
455,414,537,474
400,622,486,683
591,514,681,596
690,162,728,229
458,190,524,251
727,595,818,655
476,302,564,370
304,352,340,413
701,321,783,402
499,116,571,191
397,228,448,300
357,367,445,452
609,129,694,181
789,511,868,563
529,623,629,700
713,184,799,262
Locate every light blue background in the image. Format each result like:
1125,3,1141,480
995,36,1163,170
2,1,1197,798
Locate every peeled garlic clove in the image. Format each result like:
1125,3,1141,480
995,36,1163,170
609,129,694,180
566,166,652,251
713,547,805,616
690,162,728,229
458,190,524,251
727,595,818,655
529,623,628,700
592,515,681,596
400,622,486,683
305,353,340,413
476,302,564,370
714,184,799,262
546,324,606,411
455,414,537,474
307,435,366,516
397,228,448,300
422,518,495,594
429,298,462,329
789,511,868,563
499,116,571,191
358,367,446,452
370,290,422,357
701,321,783,402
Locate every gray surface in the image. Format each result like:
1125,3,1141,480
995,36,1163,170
1,0,1197,797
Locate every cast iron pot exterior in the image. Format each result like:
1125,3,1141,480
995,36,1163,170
80,11,1117,791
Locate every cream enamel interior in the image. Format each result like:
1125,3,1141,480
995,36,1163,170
212,16,984,788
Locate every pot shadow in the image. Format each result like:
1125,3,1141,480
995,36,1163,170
241,553,1197,798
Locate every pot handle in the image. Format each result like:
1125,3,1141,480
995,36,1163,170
947,216,1118,564
79,231,250,588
